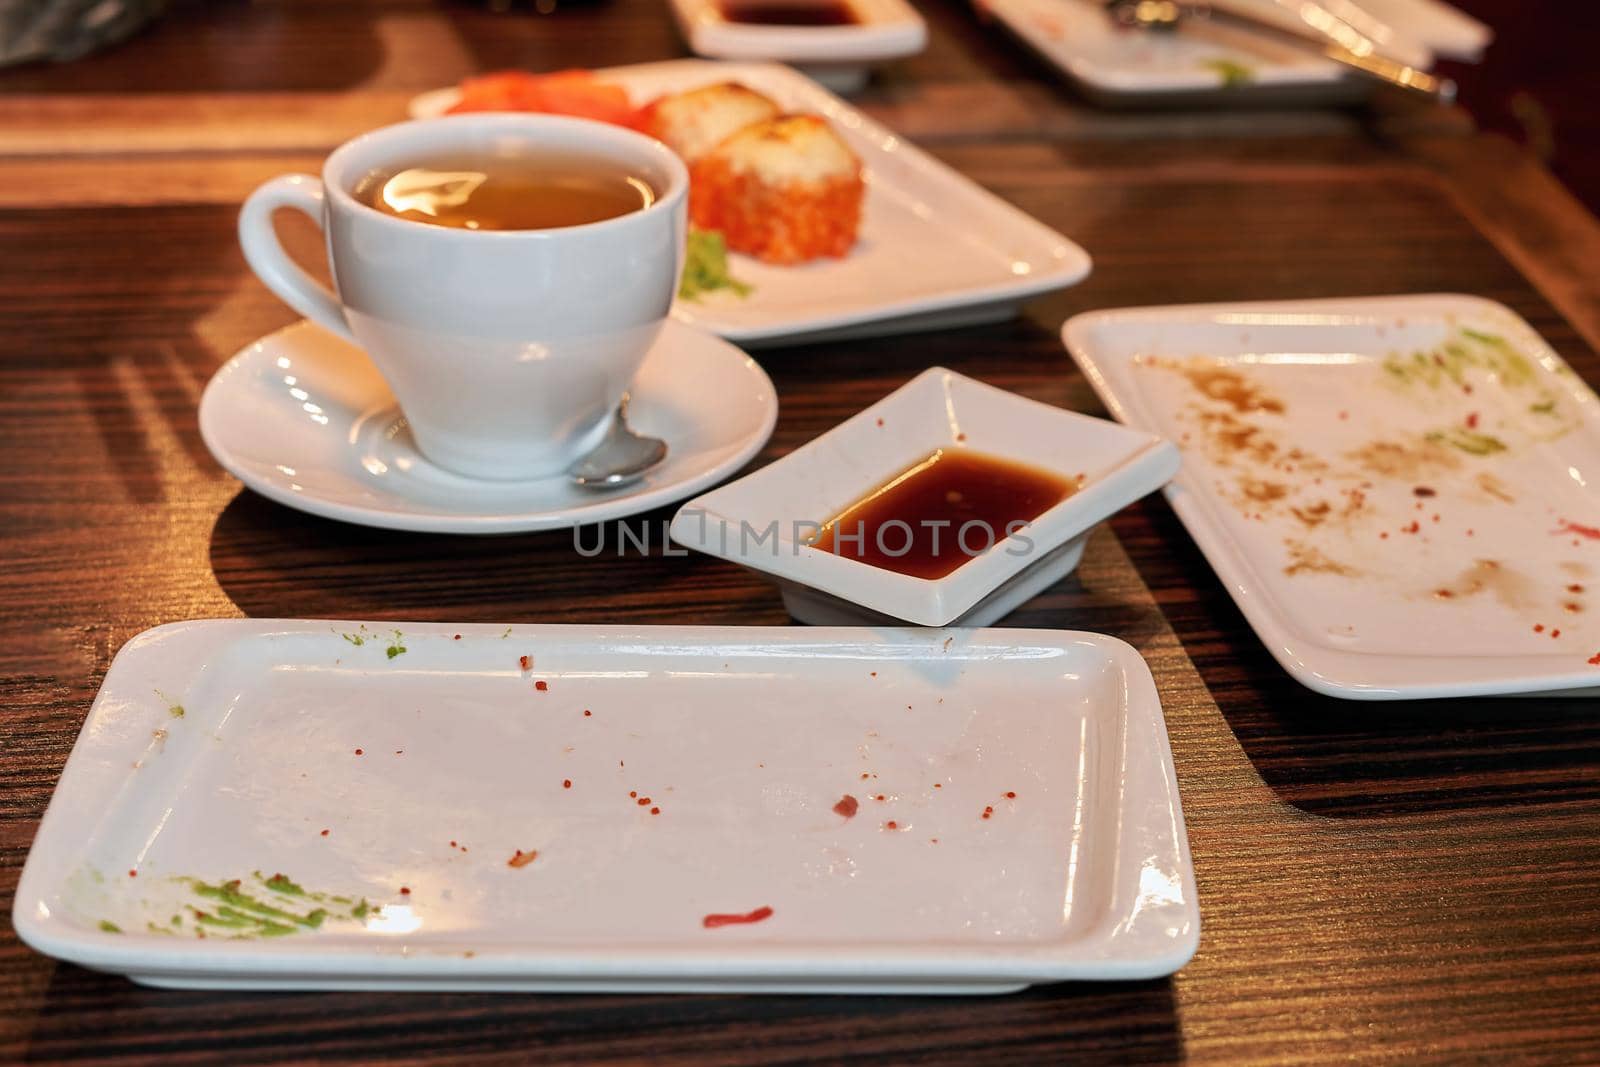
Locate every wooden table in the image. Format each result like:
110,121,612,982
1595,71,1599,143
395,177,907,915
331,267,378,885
3,1,1599,1061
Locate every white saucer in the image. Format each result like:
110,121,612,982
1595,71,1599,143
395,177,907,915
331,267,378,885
199,320,778,534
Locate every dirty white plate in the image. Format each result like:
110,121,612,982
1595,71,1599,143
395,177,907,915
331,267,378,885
411,61,1091,347
14,620,1199,993
1065,294,1600,700
666,0,926,93
980,0,1477,105
198,319,777,535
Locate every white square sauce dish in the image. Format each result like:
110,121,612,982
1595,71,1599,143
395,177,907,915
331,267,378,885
670,367,1180,626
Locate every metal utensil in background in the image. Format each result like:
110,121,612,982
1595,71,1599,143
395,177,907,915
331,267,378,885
1106,0,1456,101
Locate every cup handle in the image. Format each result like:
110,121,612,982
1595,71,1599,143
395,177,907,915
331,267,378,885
238,174,355,343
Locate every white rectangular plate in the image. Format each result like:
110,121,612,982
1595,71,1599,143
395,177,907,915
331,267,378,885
1064,294,1600,700
979,0,1472,104
410,61,1091,347
16,620,1198,994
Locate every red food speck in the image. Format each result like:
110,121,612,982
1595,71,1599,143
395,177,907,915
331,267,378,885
1569,584,1586,593
583,709,592,717
1005,791,1017,799
128,869,137,878
956,432,968,443
450,840,457,847
933,783,942,789
454,634,462,640
1553,629,1563,638
519,655,532,670
885,820,900,830
860,772,870,780
1432,514,1440,523
508,850,538,869
629,790,637,798
1413,486,1436,498
534,680,548,691
1403,521,1420,534
651,807,660,815
399,886,411,895
869,671,877,678
981,806,994,820
1466,412,1479,429
1534,624,1545,633
1467,529,1475,537
1589,652,1600,666
874,794,887,802
1380,532,1389,539
637,797,651,806
563,779,572,789
1338,411,1348,420
354,748,364,756
320,829,330,837
833,795,859,818
1555,520,1600,540
702,906,773,929
875,418,884,427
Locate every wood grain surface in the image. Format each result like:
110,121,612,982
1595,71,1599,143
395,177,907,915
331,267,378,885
1,0,1599,1063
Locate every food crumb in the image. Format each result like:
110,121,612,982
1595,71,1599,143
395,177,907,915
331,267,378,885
981,806,993,820
128,869,137,878
354,748,364,756
563,779,572,789
320,829,329,837
1535,624,1545,633
454,634,462,640
884,820,900,830
833,795,859,818
583,709,592,717
508,850,538,869
702,906,773,929
519,655,532,670
651,807,660,815
534,680,548,691
399,886,411,895
1004,791,1017,799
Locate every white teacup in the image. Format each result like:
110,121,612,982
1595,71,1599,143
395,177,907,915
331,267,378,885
239,114,688,481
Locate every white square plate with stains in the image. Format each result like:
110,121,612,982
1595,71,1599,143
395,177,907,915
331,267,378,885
14,620,1198,993
1065,294,1600,700
409,61,1091,348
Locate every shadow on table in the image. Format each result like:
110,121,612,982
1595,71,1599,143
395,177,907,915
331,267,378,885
22,962,1183,1063
206,489,794,626
1115,497,1600,821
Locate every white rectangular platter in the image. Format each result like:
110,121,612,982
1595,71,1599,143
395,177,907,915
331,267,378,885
978,0,1482,105
15,620,1198,994
410,61,1091,348
1065,294,1600,700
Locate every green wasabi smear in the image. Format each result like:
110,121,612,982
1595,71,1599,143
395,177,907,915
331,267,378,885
98,920,122,934
501,626,513,639
146,921,177,936
1427,427,1509,455
1384,327,1538,391
679,229,753,303
168,875,364,939
1201,58,1254,86
339,624,371,647
1529,398,1558,415
154,689,185,718
262,873,306,896
385,631,407,660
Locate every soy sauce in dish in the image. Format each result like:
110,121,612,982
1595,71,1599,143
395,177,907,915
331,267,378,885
809,449,1078,579
719,0,859,25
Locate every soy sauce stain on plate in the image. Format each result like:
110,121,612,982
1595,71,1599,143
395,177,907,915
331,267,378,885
720,0,857,24
809,449,1078,579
